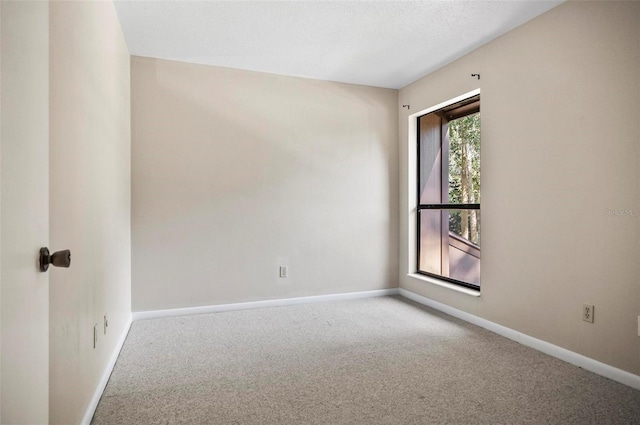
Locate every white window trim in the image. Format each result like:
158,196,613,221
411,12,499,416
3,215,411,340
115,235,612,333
406,89,481,296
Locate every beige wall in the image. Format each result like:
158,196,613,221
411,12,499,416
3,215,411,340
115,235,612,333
399,1,640,375
132,57,398,312
1,2,50,423
49,2,131,424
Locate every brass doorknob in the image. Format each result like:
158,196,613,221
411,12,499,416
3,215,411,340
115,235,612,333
39,247,71,272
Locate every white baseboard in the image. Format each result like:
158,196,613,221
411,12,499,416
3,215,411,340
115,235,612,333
81,314,133,425
132,288,400,321
399,288,640,391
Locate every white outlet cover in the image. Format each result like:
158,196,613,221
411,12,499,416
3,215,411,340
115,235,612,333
582,304,594,323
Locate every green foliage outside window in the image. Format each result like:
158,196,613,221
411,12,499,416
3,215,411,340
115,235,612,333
448,113,480,245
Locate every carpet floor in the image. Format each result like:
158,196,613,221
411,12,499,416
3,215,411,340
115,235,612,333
92,296,640,424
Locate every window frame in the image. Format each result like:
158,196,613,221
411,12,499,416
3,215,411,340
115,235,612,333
415,94,481,291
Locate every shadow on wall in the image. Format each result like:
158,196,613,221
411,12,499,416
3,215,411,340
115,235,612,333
132,58,399,309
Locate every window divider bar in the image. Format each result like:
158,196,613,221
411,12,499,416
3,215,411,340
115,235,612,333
418,204,480,210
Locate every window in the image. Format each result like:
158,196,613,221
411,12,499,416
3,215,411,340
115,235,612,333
417,94,480,290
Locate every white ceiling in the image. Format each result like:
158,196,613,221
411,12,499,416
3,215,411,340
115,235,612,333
114,0,563,89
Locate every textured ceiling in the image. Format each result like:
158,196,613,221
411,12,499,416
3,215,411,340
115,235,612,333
114,0,563,89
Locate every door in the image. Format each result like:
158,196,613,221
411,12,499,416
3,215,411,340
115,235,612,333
1,1,51,423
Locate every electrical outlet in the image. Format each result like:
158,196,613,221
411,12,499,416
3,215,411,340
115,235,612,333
93,324,98,348
279,266,288,278
583,304,594,323
104,314,109,335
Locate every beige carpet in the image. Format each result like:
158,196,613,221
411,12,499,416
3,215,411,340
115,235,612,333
92,296,640,424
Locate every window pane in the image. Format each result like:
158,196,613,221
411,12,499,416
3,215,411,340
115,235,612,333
419,208,480,287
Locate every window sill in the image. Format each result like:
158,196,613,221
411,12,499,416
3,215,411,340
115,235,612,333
406,273,481,297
